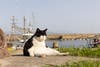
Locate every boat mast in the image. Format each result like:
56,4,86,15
23,16,26,34
11,16,16,35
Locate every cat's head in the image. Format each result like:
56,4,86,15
34,28,48,42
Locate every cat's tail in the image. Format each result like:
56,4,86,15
57,52,69,56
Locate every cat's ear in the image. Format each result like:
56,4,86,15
44,28,48,32
36,28,40,32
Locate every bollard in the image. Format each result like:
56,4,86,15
52,41,59,48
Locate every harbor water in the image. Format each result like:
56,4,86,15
46,39,93,48
10,39,94,49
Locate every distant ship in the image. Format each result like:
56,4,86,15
8,16,34,42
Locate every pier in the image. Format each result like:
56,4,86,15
47,34,100,40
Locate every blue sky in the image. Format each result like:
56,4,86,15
0,0,100,34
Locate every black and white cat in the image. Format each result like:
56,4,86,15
23,28,68,57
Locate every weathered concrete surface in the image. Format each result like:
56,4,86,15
0,50,100,67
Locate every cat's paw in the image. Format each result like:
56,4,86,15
40,54,46,58
30,54,34,57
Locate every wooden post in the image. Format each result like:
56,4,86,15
53,41,59,48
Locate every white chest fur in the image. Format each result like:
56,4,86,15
28,38,46,56
32,38,46,47
28,38,61,56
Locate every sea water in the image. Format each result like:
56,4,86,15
46,39,93,48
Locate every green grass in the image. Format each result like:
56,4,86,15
57,47,100,58
44,60,100,67
44,47,100,67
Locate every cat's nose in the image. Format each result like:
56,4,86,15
41,36,44,38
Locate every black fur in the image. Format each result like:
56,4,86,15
23,28,47,56
23,36,34,56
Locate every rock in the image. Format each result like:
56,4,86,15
0,28,9,58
